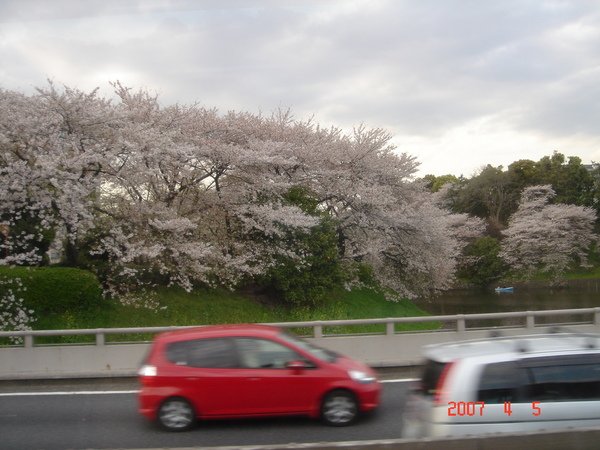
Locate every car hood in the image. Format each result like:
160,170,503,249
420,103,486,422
334,353,377,375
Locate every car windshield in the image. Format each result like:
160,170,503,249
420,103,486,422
279,332,338,363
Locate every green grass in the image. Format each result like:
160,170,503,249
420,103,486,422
501,266,600,283
563,266,600,280
279,288,439,335
26,287,439,344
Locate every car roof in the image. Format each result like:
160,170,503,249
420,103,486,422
422,332,600,363
154,324,282,343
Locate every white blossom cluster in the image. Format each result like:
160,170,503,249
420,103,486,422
118,289,166,311
0,276,35,342
500,185,598,281
1,82,484,301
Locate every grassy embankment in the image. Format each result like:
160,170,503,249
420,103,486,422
0,266,439,343
32,287,438,343
500,266,600,285
564,266,600,280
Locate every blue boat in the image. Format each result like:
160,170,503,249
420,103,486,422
494,286,514,293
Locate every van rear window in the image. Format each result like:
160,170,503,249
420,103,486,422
420,359,449,396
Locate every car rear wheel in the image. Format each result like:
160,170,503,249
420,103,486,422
321,390,358,426
158,398,195,431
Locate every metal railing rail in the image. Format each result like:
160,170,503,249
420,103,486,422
1,307,600,348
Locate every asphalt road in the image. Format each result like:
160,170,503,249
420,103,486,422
0,375,414,450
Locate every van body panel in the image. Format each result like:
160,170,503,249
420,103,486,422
401,332,600,438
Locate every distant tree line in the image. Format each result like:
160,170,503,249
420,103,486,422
423,153,600,285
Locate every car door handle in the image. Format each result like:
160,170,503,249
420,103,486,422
248,377,261,381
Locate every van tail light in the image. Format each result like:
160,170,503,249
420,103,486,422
433,361,455,406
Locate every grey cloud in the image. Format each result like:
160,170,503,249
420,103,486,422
518,69,600,136
2,0,600,157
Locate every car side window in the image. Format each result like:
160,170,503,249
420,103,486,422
166,338,238,368
477,362,527,403
234,338,308,369
524,363,600,402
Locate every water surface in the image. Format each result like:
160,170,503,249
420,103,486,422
413,280,600,329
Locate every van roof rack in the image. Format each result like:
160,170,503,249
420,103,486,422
460,329,600,353
548,326,600,340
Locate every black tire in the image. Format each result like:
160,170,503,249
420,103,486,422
157,397,195,431
320,389,359,426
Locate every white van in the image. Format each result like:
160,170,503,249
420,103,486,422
401,331,600,438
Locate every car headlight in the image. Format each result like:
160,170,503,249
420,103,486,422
348,369,376,384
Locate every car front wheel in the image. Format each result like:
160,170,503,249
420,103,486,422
321,390,358,426
157,398,195,431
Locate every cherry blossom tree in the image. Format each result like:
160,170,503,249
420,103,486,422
93,86,320,294
0,275,35,341
0,82,120,266
499,185,598,281
1,82,484,303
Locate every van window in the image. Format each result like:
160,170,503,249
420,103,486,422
420,359,449,396
525,363,600,402
477,362,527,403
166,338,238,368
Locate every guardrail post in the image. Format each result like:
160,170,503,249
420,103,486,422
314,325,323,339
24,335,33,348
526,312,535,329
595,308,600,327
96,331,105,346
457,315,466,334
386,322,395,336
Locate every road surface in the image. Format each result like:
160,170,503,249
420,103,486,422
0,371,415,450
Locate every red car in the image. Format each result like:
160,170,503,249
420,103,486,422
138,324,380,431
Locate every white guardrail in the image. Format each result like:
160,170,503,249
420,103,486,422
1,308,600,380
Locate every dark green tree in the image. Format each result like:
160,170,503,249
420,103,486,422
507,159,538,189
256,186,345,308
262,218,344,307
422,174,462,193
534,152,595,206
457,236,506,286
453,165,516,234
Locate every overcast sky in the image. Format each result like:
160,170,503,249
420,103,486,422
1,0,600,177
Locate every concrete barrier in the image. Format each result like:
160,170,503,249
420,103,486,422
0,343,149,379
1,317,599,380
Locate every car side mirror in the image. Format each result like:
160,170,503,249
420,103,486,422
286,360,306,374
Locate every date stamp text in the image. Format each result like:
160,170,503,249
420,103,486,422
447,401,542,417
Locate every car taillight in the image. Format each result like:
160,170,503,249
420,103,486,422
433,361,455,405
138,365,157,377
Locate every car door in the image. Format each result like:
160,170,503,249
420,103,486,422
231,337,327,415
168,337,249,417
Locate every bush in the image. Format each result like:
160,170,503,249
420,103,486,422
0,266,103,315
